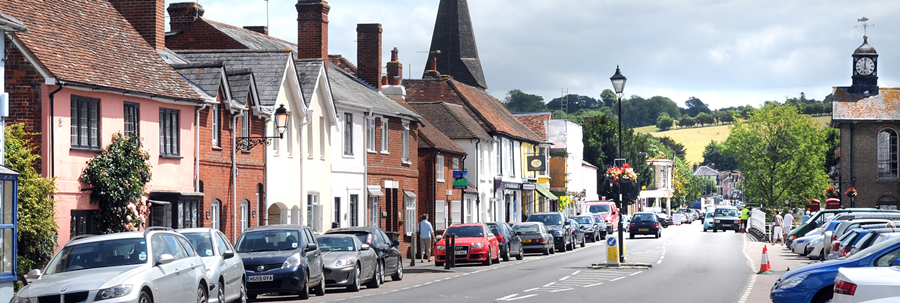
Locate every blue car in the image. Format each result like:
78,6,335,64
702,211,714,232
770,235,900,303
629,212,661,238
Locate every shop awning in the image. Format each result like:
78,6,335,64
533,183,558,200
367,185,385,197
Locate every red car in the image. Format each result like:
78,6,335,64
435,223,500,266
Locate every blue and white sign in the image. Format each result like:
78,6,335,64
607,237,617,247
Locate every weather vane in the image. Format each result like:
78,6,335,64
856,17,873,37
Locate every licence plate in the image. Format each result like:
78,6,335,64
455,250,467,256
523,239,532,243
722,224,732,227
638,228,649,231
248,275,273,283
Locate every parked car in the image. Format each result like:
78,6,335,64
629,212,662,239
703,211,715,232
315,234,379,291
179,228,246,303
770,236,900,303
13,227,210,303
827,222,892,260
567,219,586,248
324,226,404,282
486,221,524,261
434,223,500,266
583,201,619,233
512,222,555,255
527,212,576,252
621,214,631,232
712,205,740,232
848,228,900,257
833,266,900,303
655,212,672,228
592,214,611,234
787,208,900,246
235,225,325,300
573,215,603,241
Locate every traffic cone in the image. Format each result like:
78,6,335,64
757,245,772,274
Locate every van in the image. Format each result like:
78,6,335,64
582,201,619,233
787,208,900,246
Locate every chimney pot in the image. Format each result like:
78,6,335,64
386,47,403,85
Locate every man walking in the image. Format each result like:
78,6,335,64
784,210,795,239
773,211,784,245
417,214,435,262
741,207,750,232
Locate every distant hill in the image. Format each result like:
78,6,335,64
634,116,832,164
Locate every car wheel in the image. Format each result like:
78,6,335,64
516,245,524,260
655,231,660,239
312,268,325,296
483,249,492,266
239,280,247,303
560,242,567,252
713,228,718,233
366,261,382,288
811,287,834,303
435,261,445,267
502,244,510,261
391,259,403,281
492,247,501,264
139,291,152,303
247,294,257,301
298,273,310,299
348,265,361,292
580,237,585,247
197,284,208,303
216,281,225,303
630,233,635,239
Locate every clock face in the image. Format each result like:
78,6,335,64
856,57,875,76
531,159,543,168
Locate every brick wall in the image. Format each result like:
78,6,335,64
838,122,900,208
296,0,330,61
356,24,382,90
3,37,44,171
109,0,165,50
165,20,247,50
167,2,205,33
367,117,418,255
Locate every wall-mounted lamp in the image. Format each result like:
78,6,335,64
252,209,257,218
236,104,290,150
206,209,210,220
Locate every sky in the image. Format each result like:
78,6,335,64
166,0,900,110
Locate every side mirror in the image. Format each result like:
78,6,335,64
392,240,400,247
223,250,235,259
305,243,318,252
612,211,618,215
361,244,371,251
435,235,443,241
156,254,175,265
24,269,41,284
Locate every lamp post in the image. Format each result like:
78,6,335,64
237,104,290,150
610,66,627,263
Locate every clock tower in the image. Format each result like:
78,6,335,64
850,35,879,95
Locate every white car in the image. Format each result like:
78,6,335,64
807,236,825,260
672,213,685,226
833,266,900,303
179,228,247,303
12,227,210,303
791,233,819,255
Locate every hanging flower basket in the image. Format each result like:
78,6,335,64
824,187,840,199
605,166,621,183
845,187,858,198
619,164,637,183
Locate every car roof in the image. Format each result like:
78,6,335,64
584,201,615,205
177,228,217,234
316,234,356,238
243,225,306,233
66,231,146,246
449,223,485,227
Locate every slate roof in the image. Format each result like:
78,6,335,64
5,0,202,102
392,99,466,155
201,18,297,52
226,69,253,106
327,63,420,121
175,50,291,107
409,102,490,141
295,60,324,106
171,62,225,98
424,0,487,89
693,165,720,177
512,112,552,141
404,78,541,143
832,87,900,122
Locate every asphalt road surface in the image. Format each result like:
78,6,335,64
251,221,754,302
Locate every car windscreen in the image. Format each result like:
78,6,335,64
316,236,357,252
235,230,300,253
632,213,655,222
513,224,541,234
714,209,737,217
588,205,611,214
528,214,564,226
573,217,593,224
45,238,148,274
485,223,501,235
444,226,485,238
847,234,900,261
182,232,215,257
328,231,373,245
705,212,714,218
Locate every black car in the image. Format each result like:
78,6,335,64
512,222,554,255
527,212,575,252
567,219,586,248
324,227,403,283
486,222,524,261
573,215,604,242
654,212,672,228
235,225,325,300
630,212,662,238
712,206,740,232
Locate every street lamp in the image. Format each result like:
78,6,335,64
610,66,626,263
237,104,290,150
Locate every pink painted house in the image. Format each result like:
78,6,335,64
4,0,205,246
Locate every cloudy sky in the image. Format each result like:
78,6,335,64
167,0,900,110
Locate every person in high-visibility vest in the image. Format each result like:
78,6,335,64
741,207,750,232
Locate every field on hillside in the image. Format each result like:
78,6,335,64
635,116,831,164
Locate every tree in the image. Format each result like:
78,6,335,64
656,113,674,131
582,114,652,205
5,123,57,274
683,96,711,117
701,140,738,171
551,110,568,120
80,133,152,234
695,112,715,126
503,89,548,113
600,89,618,108
678,116,696,128
656,136,686,160
724,104,831,210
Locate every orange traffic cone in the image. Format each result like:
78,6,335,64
757,245,772,274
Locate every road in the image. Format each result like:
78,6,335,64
251,221,755,302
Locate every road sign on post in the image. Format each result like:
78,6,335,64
607,236,619,266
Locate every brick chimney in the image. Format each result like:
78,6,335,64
167,2,204,33
386,47,403,85
243,26,268,35
109,0,165,50
356,23,382,90
296,0,330,61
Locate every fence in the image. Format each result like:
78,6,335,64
749,208,768,240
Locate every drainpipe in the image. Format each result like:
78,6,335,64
298,108,312,226
364,108,372,226
48,82,64,178
433,151,439,227
194,104,208,192
461,152,468,223
233,111,241,240
850,122,855,208
474,140,480,223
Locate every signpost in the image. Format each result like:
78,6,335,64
607,236,619,266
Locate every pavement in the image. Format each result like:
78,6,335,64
742,236,818,303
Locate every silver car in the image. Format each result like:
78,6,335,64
315,234,379,291
180,228,247,303
12,227,209,303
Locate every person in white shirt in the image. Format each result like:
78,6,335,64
784,210,795,233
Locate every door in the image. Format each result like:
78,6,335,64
504,223,522,255
150,234,183,303
302,228,323,284
217,231,242,301
165,234,201,302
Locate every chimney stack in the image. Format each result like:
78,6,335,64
109,0,165,50
167,2,204,33
243,26,268,35
296,0,330,61
386,47,403,85
356,23,382,90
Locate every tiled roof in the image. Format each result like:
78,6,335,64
226,69,253,106
0,12,27,32
832,87,900,121
693,165,719,176
409,102,490,141
295,60,324,106
392,99,465,155
201,18,297,52
424,0,487,89
5,0,202,101
327,63,420,121
404,78,541,143
328,55,357,76
512,112,552,141
171,62,225,98
175,50,291,107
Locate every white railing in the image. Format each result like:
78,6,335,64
749,208,767,236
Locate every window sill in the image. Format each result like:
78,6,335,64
402,160,411,165
381,151,390,155
212,146,222,151
367,149,376,153
343,154,355,159
160,154,183,160
437,179,445,183
241,150,251,154
273,153,280,157
70,147,102,153
320,157,326,161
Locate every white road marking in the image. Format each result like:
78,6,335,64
523,287,540,292
543,282,556,287
572,270,581,275
549,288,573,293
559,276,571,281
630,271,643,276
610,277,625,282
583,282,604,288
738,274,757,303
496,293,539,301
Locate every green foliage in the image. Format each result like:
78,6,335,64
582,114,652,204
678,116,696,128
547,94,600,113
724,104,831,210
701,140,738,171
655,136,686,159
656,113,675,131
80,133,152,234
551,110,568,120
503,89,548,113
672,157,703,207
683,97,711,117
5,124,58,275
695,112,715,126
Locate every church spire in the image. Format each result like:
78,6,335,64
423,0,488,89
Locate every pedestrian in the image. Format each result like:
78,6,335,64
773,211,784,245
741,207,750,232
784,210,795,238
802,210,811,224
417,214,435,262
